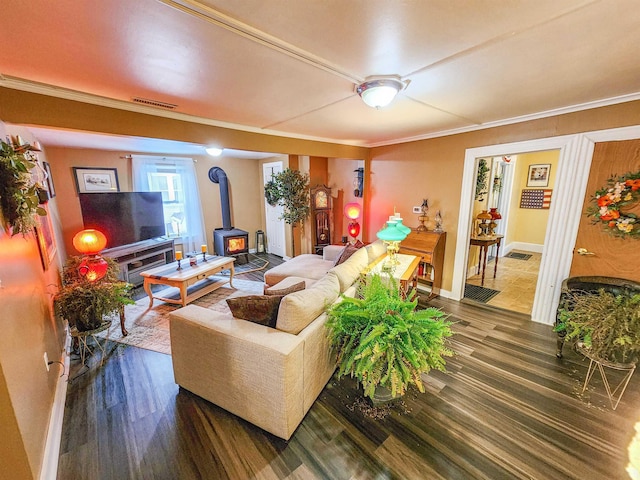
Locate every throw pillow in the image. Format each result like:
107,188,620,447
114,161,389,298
226,295,283,328
264,280,306,296
334,244,359,266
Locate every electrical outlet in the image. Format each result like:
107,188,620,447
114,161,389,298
412,206,422,214
44,352,49,372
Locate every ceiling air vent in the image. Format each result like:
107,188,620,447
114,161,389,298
131,97,178,110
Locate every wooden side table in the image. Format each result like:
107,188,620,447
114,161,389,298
469,235,503,286
365,253,421,299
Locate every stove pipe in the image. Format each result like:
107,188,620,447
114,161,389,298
208,166,232,230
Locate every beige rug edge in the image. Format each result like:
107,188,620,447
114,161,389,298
96,278,265,355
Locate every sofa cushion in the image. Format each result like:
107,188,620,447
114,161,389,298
264,254,335,286
276,272,340,334
333,244,360,266
264,279,306,296
226,295,283,328
366,239,387,263
328,246,369,292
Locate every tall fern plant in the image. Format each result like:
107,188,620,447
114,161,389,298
326,274,453,400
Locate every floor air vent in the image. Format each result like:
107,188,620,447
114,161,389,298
132,97,178,109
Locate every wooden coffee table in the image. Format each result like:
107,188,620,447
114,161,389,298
141,255,235,307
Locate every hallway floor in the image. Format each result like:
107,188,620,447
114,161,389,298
465,249,541,315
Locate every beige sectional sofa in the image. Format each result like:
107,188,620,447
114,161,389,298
169,240,387,440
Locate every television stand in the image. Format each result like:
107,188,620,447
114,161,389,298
102,237,175,287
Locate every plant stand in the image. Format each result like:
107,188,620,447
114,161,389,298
70,320,113,367
578,346,636,410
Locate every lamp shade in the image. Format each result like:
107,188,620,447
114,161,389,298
392,214,412,235
344,202,361,220
356,78,405,108
376,221,407,242
73,229,107,255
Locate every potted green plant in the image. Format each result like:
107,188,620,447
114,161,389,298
0,140,47,235
555,288,640,365
263,168,310,255
326,274,453,403
55,256,134,332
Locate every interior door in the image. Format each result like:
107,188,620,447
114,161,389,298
263,161,286,257
569,139,640,281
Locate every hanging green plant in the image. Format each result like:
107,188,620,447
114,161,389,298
0,140,47,235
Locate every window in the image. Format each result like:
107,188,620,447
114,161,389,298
131,156,205,252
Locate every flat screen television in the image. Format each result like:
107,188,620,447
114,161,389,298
79,192,166,250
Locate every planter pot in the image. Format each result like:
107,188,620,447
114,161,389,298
368,385,403,407
70,308,104,332
555,276,640,358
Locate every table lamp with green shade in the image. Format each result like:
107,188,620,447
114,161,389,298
376,218,408,267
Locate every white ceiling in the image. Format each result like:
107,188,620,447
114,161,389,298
2,0,640,152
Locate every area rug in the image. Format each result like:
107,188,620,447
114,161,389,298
505,252,532,261
464,284,500,303
221,253,269,275
96,278,264,355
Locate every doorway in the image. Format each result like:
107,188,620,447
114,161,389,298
451,126,640,325
464,151,558,315
262,161,286,258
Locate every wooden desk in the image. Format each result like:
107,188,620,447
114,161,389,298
141,255,235,307
398,230,446,298
469,235,503,286
366,253,421,299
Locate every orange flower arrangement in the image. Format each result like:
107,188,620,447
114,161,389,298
588,170,640,238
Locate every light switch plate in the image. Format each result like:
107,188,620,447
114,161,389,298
412,206,422,214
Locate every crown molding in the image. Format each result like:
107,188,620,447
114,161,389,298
367,92,640,148
2,74,640,150
0,74,361,147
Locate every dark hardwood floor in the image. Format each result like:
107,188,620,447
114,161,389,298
58,254,640,479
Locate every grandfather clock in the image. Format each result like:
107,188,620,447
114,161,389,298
310,185,332,254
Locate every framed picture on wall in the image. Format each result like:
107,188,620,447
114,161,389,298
43,161,56,198
527,164,551,187
34,207,57,270
73,167,120,193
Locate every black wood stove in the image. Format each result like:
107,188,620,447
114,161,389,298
209,167,249,264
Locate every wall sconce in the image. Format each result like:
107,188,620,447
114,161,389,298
344,202,361,239
72,229,109,282
353,167,364,197
205,146,224,157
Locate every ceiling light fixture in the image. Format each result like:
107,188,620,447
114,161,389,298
205,146,223,157
356,76,406,109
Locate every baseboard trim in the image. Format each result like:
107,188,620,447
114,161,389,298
506,241,544,254
40,330,70,480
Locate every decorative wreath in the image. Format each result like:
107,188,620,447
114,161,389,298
588,170,640,238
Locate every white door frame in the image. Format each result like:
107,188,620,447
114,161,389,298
451,125,640,325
